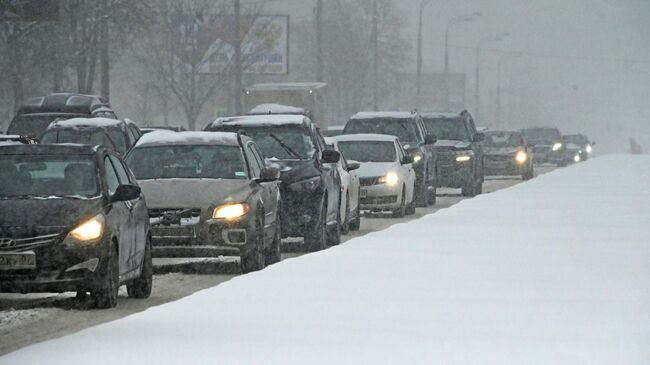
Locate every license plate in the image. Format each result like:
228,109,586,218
360,189,368,198
0,251,36,270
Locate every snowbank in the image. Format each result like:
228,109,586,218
3,155,649,365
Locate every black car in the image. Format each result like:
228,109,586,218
421,111,484,197
0,144,151,309
205,114,342,251
6,93,118,138
41,118,142,156
562,134,594,163
482,130,534,180
521,127,565,166
343,111,437,206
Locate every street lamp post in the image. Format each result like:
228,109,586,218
495,51,523,128
474,31,509,122
416,0,432,109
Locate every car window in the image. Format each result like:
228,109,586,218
109,155,130,184
247,145,262,178
338,141,397,163
106,128,127,154
104,156,121,195
251,144,266,169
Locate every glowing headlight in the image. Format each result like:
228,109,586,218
213,203,250,220
552,142,563,151
412,154,422,163
574,154,581,162
69,215,104,241
455,155,472,162
515,151,528,164
378,173,399,186
585,145,592,153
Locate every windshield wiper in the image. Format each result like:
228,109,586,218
269,133,302,159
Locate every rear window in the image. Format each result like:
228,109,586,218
337,141,396,163
344,118,419,144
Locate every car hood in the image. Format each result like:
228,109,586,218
483,147,520,155
352,162,399,178
266,159,321,185
138,179,253,209
434,139,471,150
0,197,103,237
565,143,582,151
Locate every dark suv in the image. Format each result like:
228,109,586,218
205,114,342,251
521,127,564,166
41,118,142,156
6,93,118,138
343,112,437,206
0,144,151,309
421,111,484,197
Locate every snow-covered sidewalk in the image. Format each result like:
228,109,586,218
3,155,649,364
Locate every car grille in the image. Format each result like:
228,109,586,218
360,195,397,205
484,155,513,162
149,208,201,219
0,232,60,252
359,177,380,187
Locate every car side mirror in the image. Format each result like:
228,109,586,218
473,133,485,143
401,155,414,165
346,160,361,171
321,149,340,163
424,134,437,145
258,166,280,182
111,184,141,202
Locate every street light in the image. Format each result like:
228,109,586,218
475,31,509,122
416,0,434,108
444,11,482,74
495,51,523,128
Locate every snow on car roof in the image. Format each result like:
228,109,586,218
210,114,308,128
134,131,241,148
332,133,398,142
245,82,327,91
350,111,415,120
248,104,307,115
419,111,463,119
50,117,123,128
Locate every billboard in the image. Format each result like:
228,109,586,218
173,14,289,75
0,0,60,21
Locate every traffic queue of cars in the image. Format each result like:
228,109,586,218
0,92,593,309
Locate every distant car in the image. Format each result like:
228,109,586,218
522,127,565,166
325,137,362,233
205,114,342,251
322,125,344,137
343,111,436,206
334,134,416,217
0,135,39,145
126,131,283,272
562,134,594,163
6,93,118,138
0,144,151,309
141,126,186,134
421,111,485,197
482,130,534,180
41,118,142,156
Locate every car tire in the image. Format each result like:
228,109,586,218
93,245,119,309
349,190,361,231
305,197,327,252
461,180,476,197
241,213,266,273
522,166,534,180
427,185,437,206
416,176,429,207
265,220,282,265
327,203,341,246
340,193,350,235
392,186,406,218
127,237,153,299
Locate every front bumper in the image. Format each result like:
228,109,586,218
359,184,401,210
532,146,563,164
436,161,473,188
279,185,325,238
483,155,528,175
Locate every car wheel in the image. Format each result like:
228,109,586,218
522,166,534,180
127,237,153,299
241,213,265,273
427,185,437,206
305,197,327,252
349,190,361,231
265,218,282,265
340,193,350,235
92,245,119,309
327,200,341,246
461,180,476,197
416,176,429,207
392,186,406,218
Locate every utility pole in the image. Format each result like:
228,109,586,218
100,0,110,99
315,0,323,82
371,0,378,111
233,0,243,115
415,1,425,109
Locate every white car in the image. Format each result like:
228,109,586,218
333,134,416,217
325,137,362,232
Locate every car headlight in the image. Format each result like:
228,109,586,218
68,215,104,242
412,153,423,163
213,203,250,220
515,151,528,164
455,150,473,162
573,154,581,162
552,142,563,151
377,173,399,186
289,176,321,192
585,145,592,153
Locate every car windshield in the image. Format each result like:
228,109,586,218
212,125,315,160
126,145,248,180
484,132,523,147
41,129,121,152
422,118,469,141
344,118,419,144
562,135,588,144
522,128,561,142
6,115,67,137
337,141,396,163
0,155,99,198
